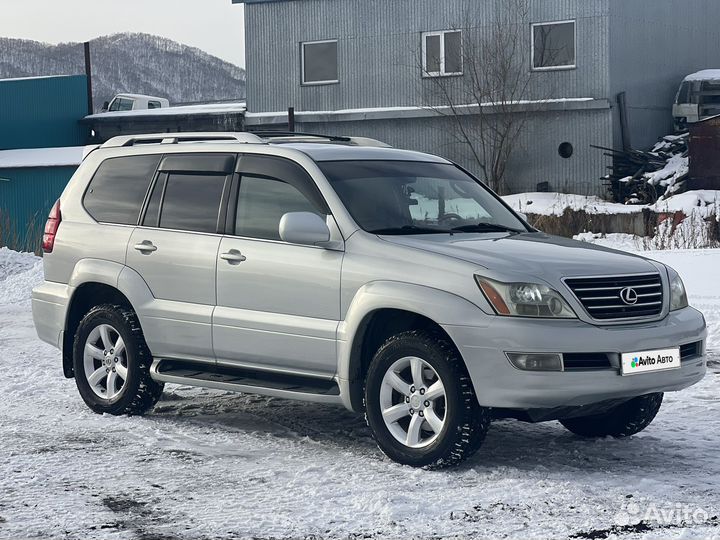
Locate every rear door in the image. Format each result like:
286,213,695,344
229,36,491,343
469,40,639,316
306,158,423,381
213,154,343,377
125,153,235,362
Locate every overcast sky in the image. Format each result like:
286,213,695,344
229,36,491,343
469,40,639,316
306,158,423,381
0,0,246,67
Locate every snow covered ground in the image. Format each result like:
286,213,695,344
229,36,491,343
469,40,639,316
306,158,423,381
1,245,719,540
502,190,720,218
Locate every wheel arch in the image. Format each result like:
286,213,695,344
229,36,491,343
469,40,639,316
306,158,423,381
338,281,488,412
62,260,154,379
63,282,135,378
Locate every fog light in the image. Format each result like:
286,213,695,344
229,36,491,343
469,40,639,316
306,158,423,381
506,353,563,372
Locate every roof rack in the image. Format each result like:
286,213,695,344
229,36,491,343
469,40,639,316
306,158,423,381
252,131,392,148
101,132,265,148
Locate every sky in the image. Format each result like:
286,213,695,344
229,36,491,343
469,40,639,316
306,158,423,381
0,0,246,68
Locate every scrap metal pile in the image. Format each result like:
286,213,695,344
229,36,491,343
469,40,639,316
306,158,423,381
595,133,689,204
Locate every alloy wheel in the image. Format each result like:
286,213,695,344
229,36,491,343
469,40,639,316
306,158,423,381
379,356,447,448
83,324,128,400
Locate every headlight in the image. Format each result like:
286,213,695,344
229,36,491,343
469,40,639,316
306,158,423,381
475,276,577,318
668,268,689,311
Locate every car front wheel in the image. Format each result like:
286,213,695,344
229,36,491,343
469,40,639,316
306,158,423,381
364,330,491,469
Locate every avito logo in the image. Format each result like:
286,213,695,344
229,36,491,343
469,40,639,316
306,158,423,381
630,354,675,369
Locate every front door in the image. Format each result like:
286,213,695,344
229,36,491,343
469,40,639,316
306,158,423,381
214,155,343,377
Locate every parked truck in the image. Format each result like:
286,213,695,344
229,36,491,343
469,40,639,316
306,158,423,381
673,70,720,130
102,94,170,113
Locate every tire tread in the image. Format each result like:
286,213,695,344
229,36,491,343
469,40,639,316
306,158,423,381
364,329,491,469
73,304,163,416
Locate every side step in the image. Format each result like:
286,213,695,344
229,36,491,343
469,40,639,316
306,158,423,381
151,359,343,405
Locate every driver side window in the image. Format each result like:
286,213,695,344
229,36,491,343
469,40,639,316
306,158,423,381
234,155,327,241
235,176,319,240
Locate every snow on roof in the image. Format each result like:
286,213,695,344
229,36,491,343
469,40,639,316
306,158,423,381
246,98,597,118
85,101,247,120
113,93,168,101
684,70,720,82
0,146,90,169
0,74,78,83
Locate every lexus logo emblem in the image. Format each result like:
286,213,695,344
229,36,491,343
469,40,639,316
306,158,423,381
619,287,639,305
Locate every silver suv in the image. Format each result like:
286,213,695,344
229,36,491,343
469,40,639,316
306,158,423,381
32,132,707,468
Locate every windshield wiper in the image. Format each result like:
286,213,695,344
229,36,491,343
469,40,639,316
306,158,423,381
450,223,523,234
370,225,453,235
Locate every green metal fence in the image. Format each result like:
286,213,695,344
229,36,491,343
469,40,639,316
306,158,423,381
0,166,77,252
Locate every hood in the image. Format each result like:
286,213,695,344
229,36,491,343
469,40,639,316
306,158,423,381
381,232,659,280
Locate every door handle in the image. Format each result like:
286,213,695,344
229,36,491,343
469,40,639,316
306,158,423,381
134,241,157,253
220,250,247,264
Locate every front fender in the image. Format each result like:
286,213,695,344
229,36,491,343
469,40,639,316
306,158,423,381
337,281,490,410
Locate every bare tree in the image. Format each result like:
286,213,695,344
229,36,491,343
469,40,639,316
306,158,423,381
421,0,535,194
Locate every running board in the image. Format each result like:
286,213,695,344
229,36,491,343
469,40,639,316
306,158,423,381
150,359,343,404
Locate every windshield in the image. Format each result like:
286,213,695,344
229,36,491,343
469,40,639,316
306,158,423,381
319,160,528,235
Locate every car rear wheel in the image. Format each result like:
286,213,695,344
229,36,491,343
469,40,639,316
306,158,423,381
73,304,164,416
364,330,491,469
560,393,664,438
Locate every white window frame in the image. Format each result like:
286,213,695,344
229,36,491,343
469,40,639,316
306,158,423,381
531,20,577,72
422,30,463,78
301,39,339,86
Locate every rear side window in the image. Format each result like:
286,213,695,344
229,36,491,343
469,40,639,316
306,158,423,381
84,155,161,225
159,173,227,233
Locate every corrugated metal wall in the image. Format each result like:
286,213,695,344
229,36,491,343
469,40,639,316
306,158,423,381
245,0,610,113
0,75,89,150
609,0,720,150
244,0,614,195
0,166,76,251
299,108,613,196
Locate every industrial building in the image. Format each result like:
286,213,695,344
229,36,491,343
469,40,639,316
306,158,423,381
235,0,720,195
0,75,89,251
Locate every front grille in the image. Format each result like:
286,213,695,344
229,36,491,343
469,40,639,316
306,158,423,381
680,341,702,360
563,353,612,371
564,273,664,320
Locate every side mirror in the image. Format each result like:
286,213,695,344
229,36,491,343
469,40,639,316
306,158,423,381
517,212,528,222
102,101,110,112
279,212,331,246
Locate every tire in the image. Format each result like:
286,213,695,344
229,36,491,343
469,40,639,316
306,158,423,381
72,304,164,416
560,393,664,438
364,330,491,469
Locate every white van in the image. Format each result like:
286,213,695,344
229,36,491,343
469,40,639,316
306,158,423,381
673,70,720,130
102,94,170,113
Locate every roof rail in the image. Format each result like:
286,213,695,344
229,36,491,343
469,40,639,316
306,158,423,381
252,131,392,148
101,132,265,148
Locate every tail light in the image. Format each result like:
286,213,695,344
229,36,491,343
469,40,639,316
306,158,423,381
42,200,61,253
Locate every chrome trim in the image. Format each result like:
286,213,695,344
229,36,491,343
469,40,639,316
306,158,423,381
562,272,666,323
149,359,344,405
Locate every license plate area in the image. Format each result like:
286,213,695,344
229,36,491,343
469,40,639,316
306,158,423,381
621,348,681,376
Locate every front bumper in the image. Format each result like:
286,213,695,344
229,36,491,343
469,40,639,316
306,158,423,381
443,307,707,409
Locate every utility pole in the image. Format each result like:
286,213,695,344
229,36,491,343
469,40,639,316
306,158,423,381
84,42,94,115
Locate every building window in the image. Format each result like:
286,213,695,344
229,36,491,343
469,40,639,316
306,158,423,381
422,30,463,77
532,21,576,70
301,40,339,85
